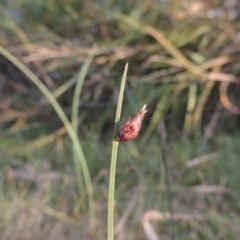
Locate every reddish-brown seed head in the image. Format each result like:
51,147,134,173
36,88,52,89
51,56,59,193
116,105,147,142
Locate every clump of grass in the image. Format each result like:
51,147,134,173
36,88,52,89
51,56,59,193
0,45,94,230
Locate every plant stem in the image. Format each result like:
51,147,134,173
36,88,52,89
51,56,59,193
71,55,93,197
108,63,128,240
71,55,94,231
108,140,119,240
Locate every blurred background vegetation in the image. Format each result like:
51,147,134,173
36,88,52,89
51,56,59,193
1,0,240,239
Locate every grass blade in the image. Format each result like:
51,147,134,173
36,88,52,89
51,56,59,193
108,63,128,240
71,55,94,196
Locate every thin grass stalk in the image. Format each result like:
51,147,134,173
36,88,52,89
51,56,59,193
71,55,94,196
0,45,94,220
108,63,128,240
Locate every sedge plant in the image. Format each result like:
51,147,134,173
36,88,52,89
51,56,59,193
108,63,147,240
108,63,128,240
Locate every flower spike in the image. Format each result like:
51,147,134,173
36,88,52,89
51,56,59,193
116,105,147,142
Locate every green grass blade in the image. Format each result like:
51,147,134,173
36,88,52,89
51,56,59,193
108,63,128,240
71,55,94,197
108,140,119,240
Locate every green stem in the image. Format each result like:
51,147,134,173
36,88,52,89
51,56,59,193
70,55,95,232
71,55,94,196
108,140,119,240
108,63,128,240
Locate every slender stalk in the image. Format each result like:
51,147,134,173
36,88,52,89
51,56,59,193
72,55,94,196
108,141,119,239
71,55,95,232
0,45,94,217
108,63,128,240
